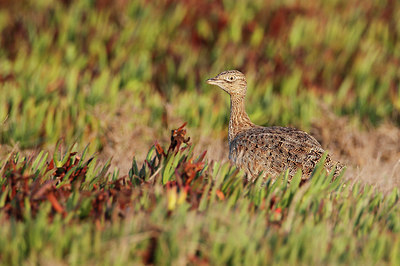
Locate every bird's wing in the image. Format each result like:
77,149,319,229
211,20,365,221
229,127,325,178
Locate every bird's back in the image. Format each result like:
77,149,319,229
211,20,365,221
229,126,340,181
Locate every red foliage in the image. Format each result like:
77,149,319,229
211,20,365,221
0,123,213,223
168,122,190,153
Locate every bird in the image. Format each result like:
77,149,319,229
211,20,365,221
206,70,344,183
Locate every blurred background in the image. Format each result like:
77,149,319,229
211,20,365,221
0,0,399,188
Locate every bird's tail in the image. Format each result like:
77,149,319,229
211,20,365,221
325,155,346,180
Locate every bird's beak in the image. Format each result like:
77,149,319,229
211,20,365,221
206,77,219,85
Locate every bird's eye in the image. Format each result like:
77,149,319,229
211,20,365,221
228,76,234,81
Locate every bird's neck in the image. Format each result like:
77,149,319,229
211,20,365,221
229,94,255,142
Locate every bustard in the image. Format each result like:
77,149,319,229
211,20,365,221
207,70,343,182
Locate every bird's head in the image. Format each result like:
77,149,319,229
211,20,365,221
206,70,247,97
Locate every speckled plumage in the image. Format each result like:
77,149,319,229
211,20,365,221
207,70,344,182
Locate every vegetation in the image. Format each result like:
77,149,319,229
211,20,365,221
1,125,399,265
1,0,400,264
1,0,400,150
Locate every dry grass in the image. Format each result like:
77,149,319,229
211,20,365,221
96,99,400,193
309,107,400,192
